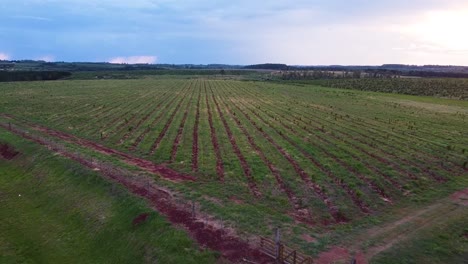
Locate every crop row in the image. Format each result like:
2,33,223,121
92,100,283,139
4,79,465,224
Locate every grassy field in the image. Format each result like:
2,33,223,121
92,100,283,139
1,77,467,262
304,78,468,100
0,130,216,263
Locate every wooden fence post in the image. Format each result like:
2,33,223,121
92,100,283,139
191,200,196,219
275,227,281,263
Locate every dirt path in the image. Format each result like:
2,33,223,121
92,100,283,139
1,114,194,182
311,188,468,263
352,188,467,262
0,121,273,263
203,81,225,181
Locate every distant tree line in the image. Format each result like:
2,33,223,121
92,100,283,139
244,64,289,70
0,71,72,82
311,78,468,100
275,69,468,80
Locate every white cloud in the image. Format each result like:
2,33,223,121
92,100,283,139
0,52,10,60
401,9,468,52
109,56,157,64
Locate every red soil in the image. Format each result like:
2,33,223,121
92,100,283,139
148,84,192,155
203,82,225,181
118,92,169,145
192,86,201,172
246,85,460,177
244,100,394,203
1,123,273,263
241,94,406,192
208,85,261,198
238,85,449,183
170,86,196,163
227,97,345,223
343,129,447,182
233,87,405,196
0,143,19,160
99,109,133,140
218,89,311,222
263,105,418,183
450,188,468,206
244,104,371,213
2,118,194,182
105,98,157,141
301,234,317,243
315,246,367,264
129,92,182,151
132,213,150,226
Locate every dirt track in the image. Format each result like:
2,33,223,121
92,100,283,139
351,187,467,262
0,120,273,263
1,114,195,182
3,114,466,263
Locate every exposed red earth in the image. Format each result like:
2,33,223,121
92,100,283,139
203,82,225,181
241,83,463,176
208,84,261,198
148,83,193,155
95,92,160,139
238,84,459,181
118,91,170,145
235,94,393,203
217,89,312,223
224,94,346,223
239,95,416,191
1,115,194,182
238,99,371,213
132,213,150,226
450,188,468,206
315,246,367,264
0,123,273,263
170,86,196,162
129,89,184,150
0,143,19,160
192,85,202,172
104,96,158,141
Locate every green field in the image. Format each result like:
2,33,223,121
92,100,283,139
0,130,216,263
1,77,467,263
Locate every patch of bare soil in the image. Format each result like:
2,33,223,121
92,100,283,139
0,143,19,160
301,234,317,243
315,246,353,264
450,188,468,206
1,114,194,182
0,121,273,263
132,213,150,226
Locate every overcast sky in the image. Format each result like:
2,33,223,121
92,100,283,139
1,0,468,65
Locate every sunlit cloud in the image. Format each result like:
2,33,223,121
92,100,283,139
109,56,157,64
0,52,10,60
2,0,468,64
403,9,468,52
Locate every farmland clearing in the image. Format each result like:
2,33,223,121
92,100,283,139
1,77,467,263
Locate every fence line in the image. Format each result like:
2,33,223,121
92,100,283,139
259,236,313,264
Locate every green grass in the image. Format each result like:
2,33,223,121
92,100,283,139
371,209,467,264
0,130,216,264
300,78,468,100
1,77,467,258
